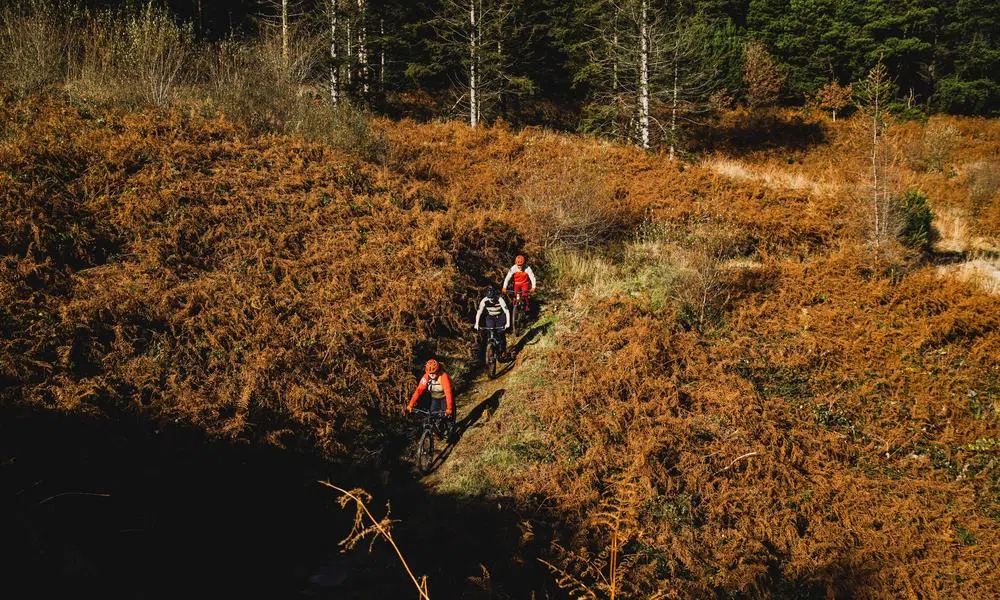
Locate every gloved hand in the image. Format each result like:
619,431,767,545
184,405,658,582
404,405,412,414
445,410,452,417
474,325,479,331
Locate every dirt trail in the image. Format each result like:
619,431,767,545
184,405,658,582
421,308,555,491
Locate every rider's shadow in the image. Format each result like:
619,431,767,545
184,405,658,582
477,321,552,380
508,320,552,358
457,388,504,436
426,389,504,473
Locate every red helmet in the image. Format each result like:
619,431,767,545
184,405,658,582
425,359,440,374
515,255,526,266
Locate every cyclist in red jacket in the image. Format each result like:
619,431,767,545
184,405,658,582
502,254,537,311
406,358,454,418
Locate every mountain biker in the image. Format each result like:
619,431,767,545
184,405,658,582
502,255,537,312
406,359,455,432
474,286,510,362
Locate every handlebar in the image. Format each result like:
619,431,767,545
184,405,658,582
411,408,447,417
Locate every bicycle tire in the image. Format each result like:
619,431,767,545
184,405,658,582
511,302,520,338
416,428,434,474
486,342,497,379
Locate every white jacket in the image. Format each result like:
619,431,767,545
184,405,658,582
502,265,537,290
475,297,510,328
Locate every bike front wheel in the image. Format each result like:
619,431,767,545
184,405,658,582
486,343,497,379
416,428,434,474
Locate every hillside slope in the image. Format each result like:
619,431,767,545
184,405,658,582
2,93,999,598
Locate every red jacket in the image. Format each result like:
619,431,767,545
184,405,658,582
407,372,454,414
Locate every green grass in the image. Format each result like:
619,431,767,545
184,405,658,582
431,315,560,498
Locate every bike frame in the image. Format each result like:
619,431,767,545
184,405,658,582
411,408,447,433
481,326,504,349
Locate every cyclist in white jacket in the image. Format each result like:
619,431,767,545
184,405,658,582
475,286,510,362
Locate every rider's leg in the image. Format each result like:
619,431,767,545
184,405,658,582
515,282,530,311
430,397,447,438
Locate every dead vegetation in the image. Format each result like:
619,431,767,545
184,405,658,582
3,42,1000,599
419,114,1000,597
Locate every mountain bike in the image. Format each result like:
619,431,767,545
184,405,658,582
481,326,505,379
411,408,450,475
509,290,530,337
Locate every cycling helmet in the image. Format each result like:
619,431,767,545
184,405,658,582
485,286,498,299
425,359,440,374
515,255,526,266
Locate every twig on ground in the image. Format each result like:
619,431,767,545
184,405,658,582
714,451,759,476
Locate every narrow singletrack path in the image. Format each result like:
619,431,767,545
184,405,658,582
420,307,555,490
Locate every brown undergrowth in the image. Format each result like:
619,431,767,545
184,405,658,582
423,116,999,597
3,90,999,598
457,253,998,597
0,93,526,460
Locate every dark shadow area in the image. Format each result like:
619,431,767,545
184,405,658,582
510,321,552,357
425,389,506,472
0,403,560,599
457,389,504,437
689,112,828,155
761,549,879,600
930,247,1000,265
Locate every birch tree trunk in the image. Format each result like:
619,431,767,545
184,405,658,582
379,18,385,88
470,0,478,128
669,34,679,160
357,0,368,95
330,0,339,105
281,0,289,67
346,20,352,86
639,0,650,149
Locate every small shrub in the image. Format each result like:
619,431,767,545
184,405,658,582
0,0,70,93
915,119,960,172
965,161,1000,218
66,2,193,107
813,80,852,121
519,156,634,251
897,190,934,253
319,106,390,164
121,2,193,107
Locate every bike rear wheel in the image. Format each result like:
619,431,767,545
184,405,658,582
416,428,434,474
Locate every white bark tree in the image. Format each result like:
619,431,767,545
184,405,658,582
580,2,733,153
282,0,289,65
328,0,340,105
260,0,310,77
435,0,523,128
662,16,734,158
578,0,663,148
854,59,899,250
356,0,369,95
470,0,478,126
639,0,649,148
